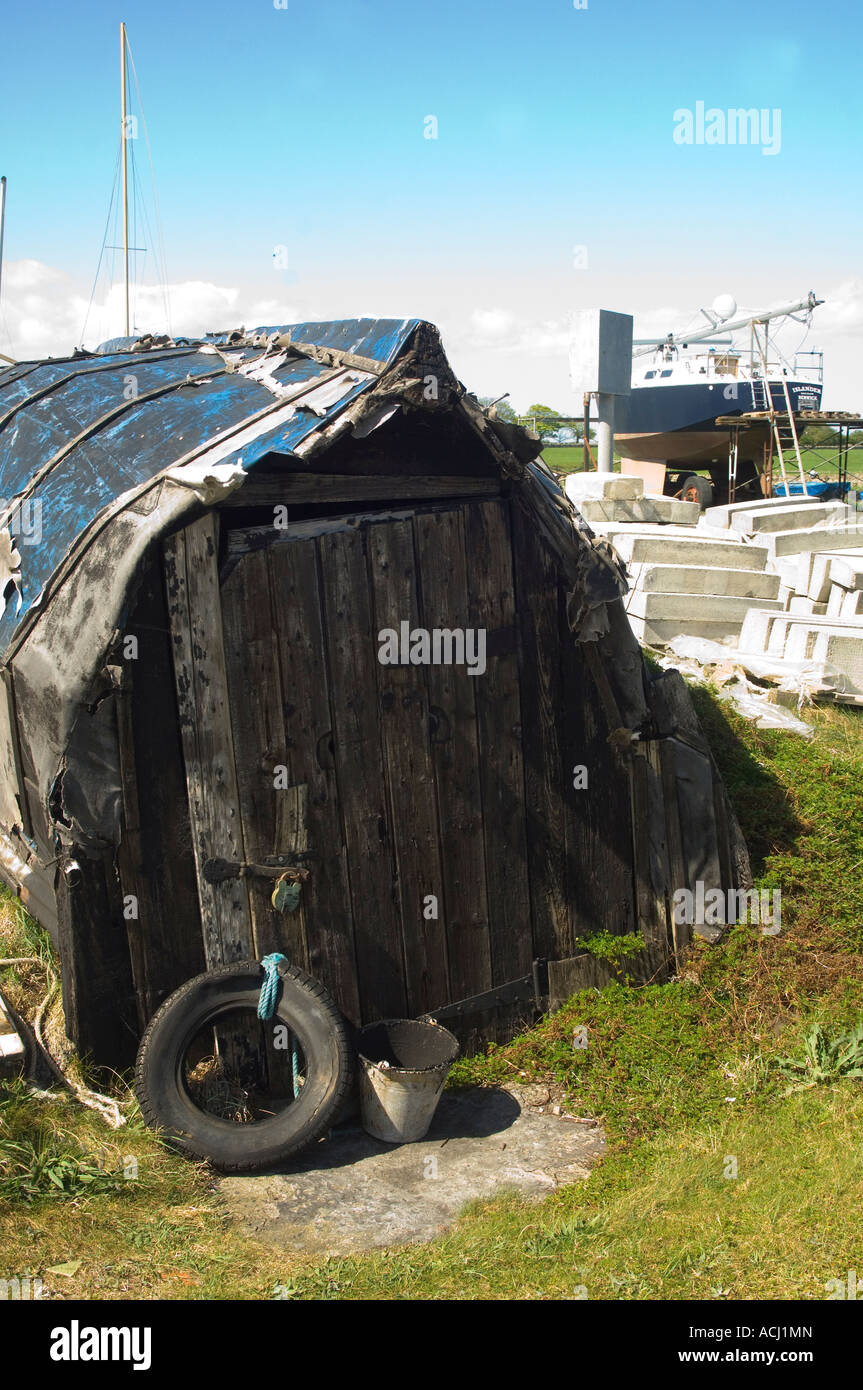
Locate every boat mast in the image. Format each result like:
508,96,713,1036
120,22,130,336
0,175,14,366
633,294,822,358
0,176,6,313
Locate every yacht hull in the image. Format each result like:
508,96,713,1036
615,377,822,463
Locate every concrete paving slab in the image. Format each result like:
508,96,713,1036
806,550,863,602
768,614,863,658
219,1085,604,1257
789,595,827,615
564,473,644,502
626,590,783,622
627,616,741,646
842,589,863,617
578,497,700,527
762,525,863,559
629,564,780,599
826,552,863,591
731,502,846,536
612,533,769,570
704,496,827,529
739,609,781,653
811,633,863,695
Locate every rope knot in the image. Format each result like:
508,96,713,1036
257,952,288,1021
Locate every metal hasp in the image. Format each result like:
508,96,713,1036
569,309,633,473
202,855,313,884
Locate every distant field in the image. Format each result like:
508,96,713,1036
542,444,863,489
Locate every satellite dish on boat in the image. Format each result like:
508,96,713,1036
712,294,737,322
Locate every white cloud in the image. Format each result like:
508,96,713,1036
1,263,859,417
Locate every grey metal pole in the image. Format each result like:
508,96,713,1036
596,392,615,473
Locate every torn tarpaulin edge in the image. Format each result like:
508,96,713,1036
0,531,22,620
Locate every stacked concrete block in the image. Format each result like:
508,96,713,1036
612,530,769,571
564,473,645,503
760,524,863,560
703,495,829,530
581,483,863,700
577,495,701,528
729,501,847,536
627,562,780,600
841,590,863,617
789,595,827,616
614,530,777,646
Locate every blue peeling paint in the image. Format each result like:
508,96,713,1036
0,319,424,656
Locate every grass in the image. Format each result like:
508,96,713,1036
1,693,862,1299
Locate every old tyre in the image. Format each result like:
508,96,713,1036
679,473,714,509
134,960,352,1172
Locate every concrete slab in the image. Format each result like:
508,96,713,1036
808,550,863,602
811,633,863,695
789,595,827,616
762,525,863,559
773,555,803,591
578,496,700,527
826,551,863,592
564,473,644,503
769,614,863,659
785,623,863,668
842,589,863,617
704,496,827,530
626,590,784,622
730,502,846,536
628,563,780,599
612,533,769,570
739,609,781,653
219,1085,604,1257
627,616,741,646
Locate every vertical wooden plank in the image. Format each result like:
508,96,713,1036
269,540,361,1022
628,744,673,981
511,508,569,961
464,500,532,988
659,738,691,962
163,516,253,967
558,600,637,954
319,527,405,1021
120,562,205,1022
220,550,308,968
55,847,138,1069
368,519,449,1015
414,508,492,1004
115,681,151,1031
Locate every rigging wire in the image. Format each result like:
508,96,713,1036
79,139,122,348
126,39,171,333
80,26,171,346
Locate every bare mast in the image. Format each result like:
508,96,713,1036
633,293,822,357
120,22,130,336
0,176,14,366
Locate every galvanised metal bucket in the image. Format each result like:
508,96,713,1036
357,1018,460,1143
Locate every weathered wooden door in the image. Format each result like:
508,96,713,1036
165,494,636,1037
213,498,534,1028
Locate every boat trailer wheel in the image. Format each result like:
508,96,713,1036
678,473,715,509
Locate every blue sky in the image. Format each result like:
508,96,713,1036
1,0,861,408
